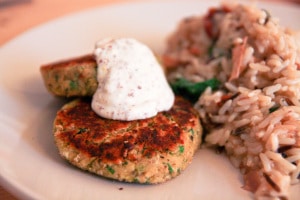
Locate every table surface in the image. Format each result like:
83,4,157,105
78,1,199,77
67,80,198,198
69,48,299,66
0,0,299,199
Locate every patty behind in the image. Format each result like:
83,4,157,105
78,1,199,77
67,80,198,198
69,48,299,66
40,54,97,97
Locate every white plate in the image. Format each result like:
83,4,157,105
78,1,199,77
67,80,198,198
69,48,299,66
0,0,299,199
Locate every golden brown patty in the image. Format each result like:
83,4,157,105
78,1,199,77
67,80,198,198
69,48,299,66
54,96,202,184
40,54,97,97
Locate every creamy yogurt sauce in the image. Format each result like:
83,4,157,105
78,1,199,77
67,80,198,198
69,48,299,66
92,38,175,121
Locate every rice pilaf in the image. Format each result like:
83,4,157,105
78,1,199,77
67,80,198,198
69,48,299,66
163,3,300,199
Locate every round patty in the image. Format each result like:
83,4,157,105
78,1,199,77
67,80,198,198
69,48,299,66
54,96,202,184
40,54,97,97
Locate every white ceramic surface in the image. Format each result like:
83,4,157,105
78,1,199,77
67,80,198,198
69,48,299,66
0,0,299,199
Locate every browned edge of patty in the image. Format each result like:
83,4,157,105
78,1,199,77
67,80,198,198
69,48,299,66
40,54,96,70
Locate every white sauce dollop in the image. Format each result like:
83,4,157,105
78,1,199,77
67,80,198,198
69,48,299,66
92,38,175,121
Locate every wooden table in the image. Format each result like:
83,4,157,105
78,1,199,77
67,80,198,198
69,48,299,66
0,0,133,46
0,0,299,199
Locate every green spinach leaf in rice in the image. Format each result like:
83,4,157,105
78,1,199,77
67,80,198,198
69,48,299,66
170,78,221,103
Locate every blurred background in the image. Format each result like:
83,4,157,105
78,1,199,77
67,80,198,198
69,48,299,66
0,0,300,46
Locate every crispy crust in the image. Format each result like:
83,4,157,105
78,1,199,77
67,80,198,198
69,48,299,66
54,96,202,184
40,54,97,97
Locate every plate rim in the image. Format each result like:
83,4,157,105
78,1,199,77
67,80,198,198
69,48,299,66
0,0,300,199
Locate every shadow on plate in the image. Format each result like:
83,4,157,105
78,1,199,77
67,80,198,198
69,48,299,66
17,74,69,163
22,96,68,162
